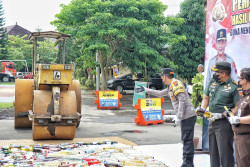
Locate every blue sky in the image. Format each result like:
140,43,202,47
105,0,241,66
2,0,182,32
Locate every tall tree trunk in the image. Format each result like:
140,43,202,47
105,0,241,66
102,67,107,90
144,60,147,81
97,38,118,90
97,50,107,90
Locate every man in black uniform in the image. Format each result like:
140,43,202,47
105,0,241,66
200,61,239,167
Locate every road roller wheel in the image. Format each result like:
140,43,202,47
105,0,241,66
32,90,77,140
69,80,82,127
32,123,76,140
15,79,34,128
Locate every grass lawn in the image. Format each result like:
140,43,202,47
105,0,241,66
0,82,15,85
0,102,14,109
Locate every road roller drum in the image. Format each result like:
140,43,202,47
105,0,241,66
31,90,78,140
15,79,34,128
68,80,82,127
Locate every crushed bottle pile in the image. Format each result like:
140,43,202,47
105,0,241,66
0,141,168,167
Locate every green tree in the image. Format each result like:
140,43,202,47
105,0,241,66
0,0,8,59
64,38,77,64
52,0,183,89
169,0,206,81
7,35,32,71
6,35,59,72
37,39,58,64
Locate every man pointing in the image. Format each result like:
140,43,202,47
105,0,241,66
139,68,196,167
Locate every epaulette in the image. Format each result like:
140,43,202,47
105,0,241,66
232,80,238,85
171,80,185,96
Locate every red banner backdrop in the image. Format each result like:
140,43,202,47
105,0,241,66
205,0,250,87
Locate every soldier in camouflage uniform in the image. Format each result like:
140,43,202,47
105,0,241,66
139,68,196,167
201,61,239,167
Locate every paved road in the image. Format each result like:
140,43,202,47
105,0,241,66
0,85,203,148
0,84,15,102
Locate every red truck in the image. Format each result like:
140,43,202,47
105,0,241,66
0,62,17,82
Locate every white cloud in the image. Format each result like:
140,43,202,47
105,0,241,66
2,0,183,32
2,0,71,31
159,0,184,16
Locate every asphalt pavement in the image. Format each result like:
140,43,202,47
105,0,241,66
0,86,203,148
0,85,210,166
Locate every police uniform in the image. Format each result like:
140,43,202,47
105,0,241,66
232,89,250,167
205,29,237,89
204,62,239,167
146,68,196,167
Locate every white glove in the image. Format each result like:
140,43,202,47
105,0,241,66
173,116,181,127
208,113,223,122
229,116,240,125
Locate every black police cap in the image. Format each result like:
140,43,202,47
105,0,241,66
161,68,174,76
211,61,231,73
216,29,227,41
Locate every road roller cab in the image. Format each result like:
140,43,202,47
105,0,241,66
15,31,81,140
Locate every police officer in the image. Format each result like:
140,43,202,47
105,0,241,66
205,28,238,88
228,68,250,167
201,61,239,167
139,68,196,167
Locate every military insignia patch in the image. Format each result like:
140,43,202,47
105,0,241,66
232,62,237,74
173,81,178,86
237,88,243,96
171,96,176,101
171,80,185,96
233,80,238,85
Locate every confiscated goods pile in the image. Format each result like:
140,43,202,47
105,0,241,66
0,141,168,167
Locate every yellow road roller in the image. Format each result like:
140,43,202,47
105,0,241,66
15,31,81,140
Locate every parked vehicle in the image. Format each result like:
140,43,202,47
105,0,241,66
16,72,24,79
0,60,29,82
107,73,164,92
23,72,33,79
0,62,17,82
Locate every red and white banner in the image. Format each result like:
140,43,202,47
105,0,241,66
205,0,250,87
